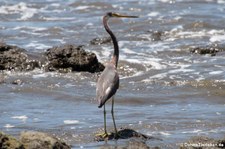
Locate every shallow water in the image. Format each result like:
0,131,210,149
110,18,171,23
0,0,225,148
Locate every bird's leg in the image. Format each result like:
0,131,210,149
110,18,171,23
96,105,108,138
111,97,119,139
103,104,108,136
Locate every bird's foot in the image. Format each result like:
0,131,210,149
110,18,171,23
95,132,109,139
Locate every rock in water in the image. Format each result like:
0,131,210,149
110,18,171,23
95,128,162,142
189,46,225,56
20,131,70,149
0,43,40,71
0,74,4,84
45,44,104,73
0,131,25,149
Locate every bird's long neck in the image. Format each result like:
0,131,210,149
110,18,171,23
103,16,119,68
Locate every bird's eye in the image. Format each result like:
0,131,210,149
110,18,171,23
107,12,113,17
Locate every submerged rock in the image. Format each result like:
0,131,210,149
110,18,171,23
189,46,224,56
147,30,163,41
11,79,23,85
0,131,24,149
45,44,104,73
0,43,40,71
0,74,4,84
94,128,162,142
20,131,71,149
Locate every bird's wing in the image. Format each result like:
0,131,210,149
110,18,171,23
96,66,119,108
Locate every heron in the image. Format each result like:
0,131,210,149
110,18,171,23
96,12,138,139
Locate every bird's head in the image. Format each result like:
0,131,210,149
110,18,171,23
106,12,138,18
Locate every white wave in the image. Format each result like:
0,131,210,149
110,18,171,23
159,0,170,2
32,71,65,79
0,2,38,20
148,72,168,80
168,29,225,43
32,73,48,79
168,64,193,74
147,12,160,17
43,17,75,21
174,31,205,38
210,35,225,42
12,26,47,32
182,129,202,134
123,58,142,64
64,83,77,88
49,3,61,7
209,71,223,75
101,46,112,59
159,131,171,136
207,29,225,35
11,115,28,121
122,48,137,54
4,124,15,128
64,120,80,125
25,42,51,50
149,60,167,70
75,6,89,10
218,0,225,4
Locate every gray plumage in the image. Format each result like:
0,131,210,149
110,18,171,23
96,63,119,108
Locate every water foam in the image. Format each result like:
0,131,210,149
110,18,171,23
25,42,52,50
159,131,171,136
75,6,89,10
210,35,225,42
4,124,15,128
182,129,203,134
11,115,28,122
209,71,223,75
147,12,160,17
64,120,80,125
168,29,225,43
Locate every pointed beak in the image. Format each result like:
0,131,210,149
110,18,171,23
112,13,138,18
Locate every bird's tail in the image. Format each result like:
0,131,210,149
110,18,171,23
98,103,103,108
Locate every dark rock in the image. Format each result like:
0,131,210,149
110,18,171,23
0,43,105,73
0,43,40,71
12,79,23,85
217,139,225,148
0,74,4,84
179,136,225,149
94,128,162,142
189,46,224,56
147,30,163,41
45,44,104,73
20,131,71,149
90,37,112,45
0,43,24,52
0,131,25,149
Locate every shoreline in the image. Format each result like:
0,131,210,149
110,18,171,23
1,130,224,149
